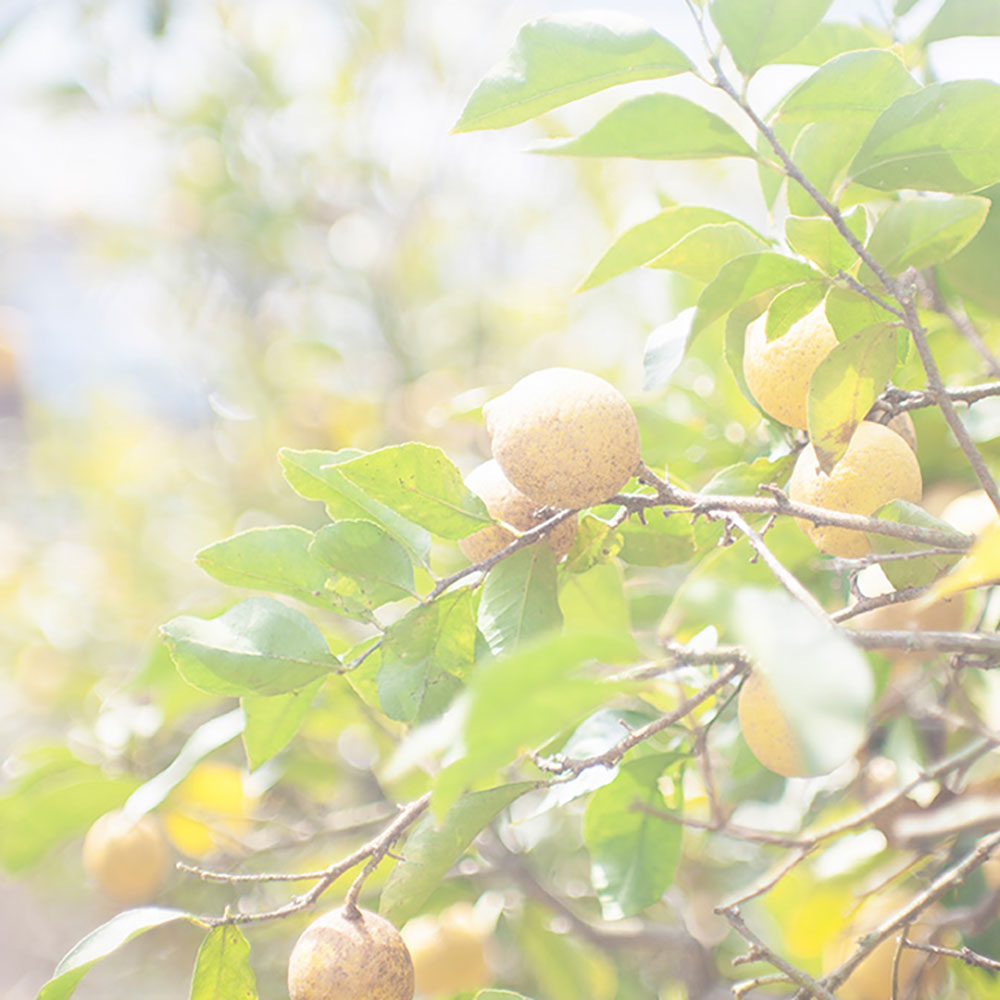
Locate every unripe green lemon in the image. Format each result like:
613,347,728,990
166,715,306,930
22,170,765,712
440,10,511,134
787,420,922,558
483,367,641,509
82,809,171,904
288,906,414,1000
459,459,577,563
743,304,838,429
401,903,491,997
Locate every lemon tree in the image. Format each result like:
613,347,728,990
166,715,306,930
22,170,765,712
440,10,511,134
11,3,1000,1000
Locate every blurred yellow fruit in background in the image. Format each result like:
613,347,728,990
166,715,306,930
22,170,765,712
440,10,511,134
743,304,838,428
163,761,257,858
458,459,577,563
787,421,922,558
82,809,171,904
401,903,491,997
737,671,817,778
483,367,640,509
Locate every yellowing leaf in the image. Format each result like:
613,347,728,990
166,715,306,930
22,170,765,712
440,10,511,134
928,517,1000,599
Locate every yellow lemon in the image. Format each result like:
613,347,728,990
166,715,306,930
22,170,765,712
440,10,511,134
163,761,256,858
743,304,838,428
288,906,414,1000
737,670,815,778
787,421,922,558
82,809,171,904
483,367,640,509
941,488,999,537
401,903,491,997
459,459,577,563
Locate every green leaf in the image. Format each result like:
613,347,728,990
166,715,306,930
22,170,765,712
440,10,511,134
160,597,340,697
37,908,200,1000
583,754,681,919
700,453,797,495
334,443,490,540
378,588,478,723
692,252,822,336
776,22,892,65
867,501,967,589
763,283,828,341
558,561,632,638
310,519,416,613
824,286,887,339
618,512,698,567
778,49,918,126
862,195,990,280
379,783,533,925
562,513,624,573
478,545,562,656
647,222,768,282
787,121,870,216
433,632,635,815
924,0,1000,43
937,184,1000,313
807,324,899,473
643,309,692,391
0,766,137,873
189,925,258,1000
579,206,745,291
278,448,431,565
732,588,873,776
895,0,921,13
784,208,867,275
195,526,331,610
240,681,322,770
849,81,1000,194
539,94,756,160
453,12,692,132
710,0,832,75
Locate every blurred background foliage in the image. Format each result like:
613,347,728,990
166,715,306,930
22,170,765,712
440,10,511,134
2,1,1000,998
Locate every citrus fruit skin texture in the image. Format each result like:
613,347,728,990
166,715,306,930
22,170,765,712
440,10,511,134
401,903,490,997
824,895,940,1000
743,304,838,429
787,420,922,558
458,459,577,563
82,809,171,904
737,671,813,778
483,367,641,510
288,906,414,1000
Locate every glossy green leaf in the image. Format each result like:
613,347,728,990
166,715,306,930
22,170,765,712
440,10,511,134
558,560,632,638
189,925,258,1000
37,909,200,1000
779,49,917,125
241,680,322,770
643,309,692,391
478,545,562,656
583,754,681,919
195,526,331,609
433,631,635,815
862,195,989,280
539,94,756,161
380,783,532,925
807,323,899,473
784,208,867,275
700,453,797,495
787,121,870,216
310,519,416,614
732,588,873,776
279,448,431,565
647,222,767,282
849,81,1000,193
378,587,478,722
924,0,1000,43
692,252,822,336
710,0,832,75
777,22,892,65
453,12,692,132
161,597,340,697
824,285,888,339
335,443,490,539
763,283,828,341
867,500,967,589
579,206,744,291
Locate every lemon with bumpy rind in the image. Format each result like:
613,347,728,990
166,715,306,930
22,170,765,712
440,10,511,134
288,906,414,1000
82,809,171,904
743,304,839,429
483,367,641,510
787,420,922,558
401,903,491,997
459,459,577,563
